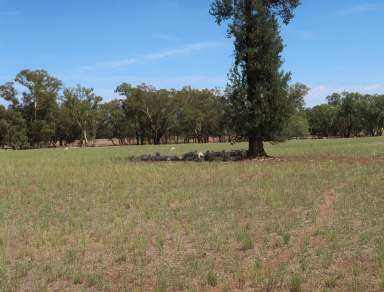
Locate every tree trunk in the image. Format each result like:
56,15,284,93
248,136,267,158
153,135,161,145
83,130,89,147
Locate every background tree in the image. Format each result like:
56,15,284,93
2,68,384,150
326,92,369,137
55,105,80,146
288,83,309,112
371,95,384,136
14,70,62,146
281,83,310,139
0,82,19,109
116,83,148,145
177,87,224,143
281,113,309,139
99,100,134,145
211,0,301,157
116,83,177,145
62,86,102,146
307,104,338,137
0,105,28,149
306,93,384,138
335,93,361,137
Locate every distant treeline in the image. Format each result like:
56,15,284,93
307,92,384,138
0,70,383,149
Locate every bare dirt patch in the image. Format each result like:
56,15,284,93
316,190,335,227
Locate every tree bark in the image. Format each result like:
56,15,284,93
83,130,88,147
153,135,161,145
248,136,267,158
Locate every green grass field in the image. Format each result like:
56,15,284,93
1,137,384,291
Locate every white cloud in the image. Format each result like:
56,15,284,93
305,85,330,106
139,75,227,88
79,41,224,72
337,2,384,16
309,85,328,97
143,41,224,60
337,83,384,94
80,58,137,71
306,83,384,106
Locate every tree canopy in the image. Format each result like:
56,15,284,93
210,0,301,157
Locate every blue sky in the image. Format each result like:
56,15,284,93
0,0,383,106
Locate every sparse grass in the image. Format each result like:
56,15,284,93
155,272,168,292
73,274,82,285
324,275,338,289
289,273,302,292
0,137,384,290
380,272,384,290
206,270,218,287
238,231,254,251
283,233,291,245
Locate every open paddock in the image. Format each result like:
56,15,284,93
0,137,384,291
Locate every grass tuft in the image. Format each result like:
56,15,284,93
207,270,218,287
238,232,254,251
289,273,302,292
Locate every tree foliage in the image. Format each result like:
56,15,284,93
176,87,225,143
62,86,102,146
1,69,383,150
0,105,28,149
210,0,301,157
308,92,384,137
117,84,178,145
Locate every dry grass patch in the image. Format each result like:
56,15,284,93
0,137,383,291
